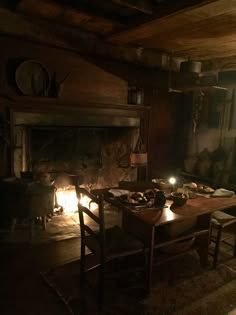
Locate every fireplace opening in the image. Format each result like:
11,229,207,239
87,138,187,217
21,126,139,215
29,126,139,188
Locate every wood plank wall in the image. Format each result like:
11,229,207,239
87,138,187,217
0,37,127,105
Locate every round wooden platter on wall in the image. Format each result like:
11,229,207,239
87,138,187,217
15,60,51,97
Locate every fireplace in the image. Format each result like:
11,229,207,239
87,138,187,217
11,103,148,213
30,126,139,213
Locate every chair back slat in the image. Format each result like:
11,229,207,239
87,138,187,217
84,224,99,239
79,204,100,224
77,187,99,204
98,194,105,262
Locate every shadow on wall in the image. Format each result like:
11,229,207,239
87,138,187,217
184,146,233,187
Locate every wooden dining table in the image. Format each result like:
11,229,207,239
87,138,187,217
92,187,236,293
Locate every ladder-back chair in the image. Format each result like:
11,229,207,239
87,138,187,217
76,186,146,309
209,210,236,268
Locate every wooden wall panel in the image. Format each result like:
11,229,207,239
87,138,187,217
0,37,127,105
146,89,189,179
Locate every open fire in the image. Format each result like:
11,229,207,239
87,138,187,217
55,185,97,214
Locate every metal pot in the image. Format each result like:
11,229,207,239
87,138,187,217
180,61,202,74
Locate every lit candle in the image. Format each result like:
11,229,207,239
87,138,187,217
169,177,176,192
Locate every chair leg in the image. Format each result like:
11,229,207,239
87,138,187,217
80,243,86,286
213,225,222,269
78,243,88,314
98,261,105,311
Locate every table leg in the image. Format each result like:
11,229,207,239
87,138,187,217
196,232,209,268
146,228,155,294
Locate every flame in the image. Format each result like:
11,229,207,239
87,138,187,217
79,194,98,211
56,186,97,214
56,186,78,213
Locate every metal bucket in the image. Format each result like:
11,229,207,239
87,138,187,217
130,152,147,166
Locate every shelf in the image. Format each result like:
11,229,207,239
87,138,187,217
0,95,151,118
173,84,228,92
2,94,148,109
173,74,232,92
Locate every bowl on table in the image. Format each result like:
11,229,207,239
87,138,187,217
171,192,188,207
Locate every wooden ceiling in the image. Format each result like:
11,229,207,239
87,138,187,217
2,0,236,61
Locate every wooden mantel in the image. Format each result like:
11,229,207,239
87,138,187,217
0,95,150,127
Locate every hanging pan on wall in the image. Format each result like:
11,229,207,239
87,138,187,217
15,59,51,96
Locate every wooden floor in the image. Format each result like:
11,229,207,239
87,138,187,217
1,238,81,315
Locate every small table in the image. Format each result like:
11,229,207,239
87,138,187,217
92,188,236,292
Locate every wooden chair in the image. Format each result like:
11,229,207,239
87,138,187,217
76,186,146,310
209,210,236,268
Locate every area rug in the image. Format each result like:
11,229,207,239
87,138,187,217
41,252,236,315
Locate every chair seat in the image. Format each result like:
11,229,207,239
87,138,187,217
84,225,144,259
211,210,236,226
210,210,236,268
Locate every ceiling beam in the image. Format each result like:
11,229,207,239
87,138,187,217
0,8,183,70
48,0,134,25
109,0,219,43
16,0,126,31
111,0,153,14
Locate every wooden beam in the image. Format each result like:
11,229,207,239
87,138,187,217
44,0,129,25
17,0,125,34
0,8,182,69
111,0,153,14
109,0,219,43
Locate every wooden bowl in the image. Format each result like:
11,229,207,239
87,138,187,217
171,192,188,206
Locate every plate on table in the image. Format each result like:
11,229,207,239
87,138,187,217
108,189,129,197
119,192,148,207
184,182,215,194
197,185,215,194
